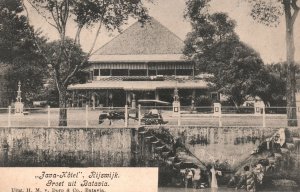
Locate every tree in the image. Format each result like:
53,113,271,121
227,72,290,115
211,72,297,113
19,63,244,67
183,11,238,72
22,0,150,126
184,10,268,107
0,0,47,105
252,68,286,107
214,42,267,107
247,0,300,126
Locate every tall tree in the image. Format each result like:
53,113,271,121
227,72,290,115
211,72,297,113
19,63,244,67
247,0,300,126
0,0,47,105
183,11,238,72
22,0,150,126
213,42,267,107
184,10,268,107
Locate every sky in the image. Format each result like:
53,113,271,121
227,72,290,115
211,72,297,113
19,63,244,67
26,0,300,64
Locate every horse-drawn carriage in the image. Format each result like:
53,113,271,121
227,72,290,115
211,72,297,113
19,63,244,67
141,109,168,125
98,109,168,125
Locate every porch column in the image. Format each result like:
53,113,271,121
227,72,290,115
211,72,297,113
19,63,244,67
77,91,80,107
106,90,109,107
191,90,196,110
72,90,75,107
132,93,136,109
109,91,113,108
126,91,132,106
155,90,160,100
92,93,96,110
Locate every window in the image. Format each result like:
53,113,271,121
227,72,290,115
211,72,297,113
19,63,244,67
176,69,193,76
111,69,129,76
100,69,111,76
93,69,99,76
157,69,175,76
148,70,157,76
129,69,147,76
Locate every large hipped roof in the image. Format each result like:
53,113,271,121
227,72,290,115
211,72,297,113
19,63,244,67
90,18,186,62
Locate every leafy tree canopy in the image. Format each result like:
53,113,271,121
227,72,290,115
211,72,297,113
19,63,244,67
183,2,284,107
23,0,151,125
0,0,48,105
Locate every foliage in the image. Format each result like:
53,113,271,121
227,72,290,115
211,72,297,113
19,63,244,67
44,38,87,86
248,0,283,27
215,42,266,106
246,0,300,126
194,95,212,106
0,0,48,105
184,11,238,72
184,8,272,106
23,0,150,125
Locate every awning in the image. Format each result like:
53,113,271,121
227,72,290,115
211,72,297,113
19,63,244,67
68,80,208,90
138,99,170,105
93,63,148,69
89,54,187,63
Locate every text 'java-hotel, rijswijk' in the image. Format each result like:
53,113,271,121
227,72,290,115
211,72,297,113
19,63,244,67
68,18,215,108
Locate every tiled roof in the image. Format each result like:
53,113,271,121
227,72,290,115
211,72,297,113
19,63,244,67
92,18,185,56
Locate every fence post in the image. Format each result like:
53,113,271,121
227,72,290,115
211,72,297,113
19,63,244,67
213,103,222,127
178,107,181,126
219,108,222,127
86,105,89,127
138,104,141,126
48,105,50,127
262,105,266,128
8,106,11,127
125,105,128,127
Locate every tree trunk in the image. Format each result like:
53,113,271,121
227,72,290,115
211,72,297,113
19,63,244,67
284,1,297,127
58,85,68,126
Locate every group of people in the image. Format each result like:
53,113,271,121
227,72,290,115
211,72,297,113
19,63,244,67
183,163,266,191
183,167,202,189
183,165,221,190
184,168,201,188
231,163,266,192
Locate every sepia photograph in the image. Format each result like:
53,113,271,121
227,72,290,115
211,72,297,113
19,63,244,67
0,0,300,191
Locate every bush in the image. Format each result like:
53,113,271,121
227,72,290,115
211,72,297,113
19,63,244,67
195,95,212,106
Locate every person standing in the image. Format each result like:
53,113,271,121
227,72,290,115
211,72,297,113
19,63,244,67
185,168,193,188
192,168,201,189
210,166,218,191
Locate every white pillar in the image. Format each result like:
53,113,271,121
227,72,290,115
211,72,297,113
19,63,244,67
254,102,262,116
125,105,128,127
172,101,180,117
85,105,89,127
48,105,51,127
138,104,141,126
262,105,266,128
131,93,136,109
92,94,96,110
296,93,300,120
191,90,196,111
155,90,159,100
213,103,222,127
178,111,181,126
8,106,11,127
213,103,221,116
